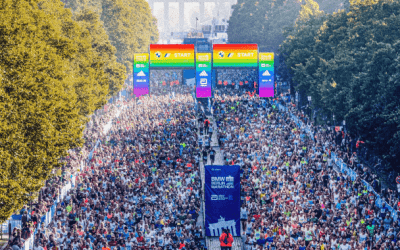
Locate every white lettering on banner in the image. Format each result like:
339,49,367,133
136,79,147,83
210,195,233,201
261,55,272,61
238,53,254,57
198,55,209,61
174,53,192,57
136,55,147,61
211,175,234,189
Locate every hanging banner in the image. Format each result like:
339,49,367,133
213,44,258,68
150,44,195,68
133,53,150,97
196,53,212,98
259,52,274,97
205,165,241,237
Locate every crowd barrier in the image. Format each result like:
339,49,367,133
6,101,127,249
1,215,22,235
275,101,399,222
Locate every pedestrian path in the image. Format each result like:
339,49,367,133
203,113,243,250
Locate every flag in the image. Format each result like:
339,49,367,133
356,141,365,148
248,91,256,98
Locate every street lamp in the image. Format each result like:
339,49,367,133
307,96,312,122
333,114,335,127
343,120,346,132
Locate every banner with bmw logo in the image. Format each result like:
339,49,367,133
212,44,258,68
205,165,241,237
150,44,195,68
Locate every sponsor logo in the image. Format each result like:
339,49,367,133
262,70,271,76
200,78,207,87
261,54,272,61
198,55,209,61
136,55,147,61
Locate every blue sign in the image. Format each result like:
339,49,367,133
205,165,240,237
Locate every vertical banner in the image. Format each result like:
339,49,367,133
133,53,150,97
259,52,274,97
205,165,240,237
196,53,212,98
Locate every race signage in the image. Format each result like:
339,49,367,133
213,44,258,68
205,165,240,237
259,52,274,97
196,53,212,98
133,53,150,97
150,44,195,68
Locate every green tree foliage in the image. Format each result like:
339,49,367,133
65,0,159,73
227,0,272,45
0,0,83,222
316,0,346,14
0,0,126,223
227,0,347,51
280,0,400,168
228,0,330,52
73,8,126,100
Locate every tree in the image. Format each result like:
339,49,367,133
278,0,326,106
65,0,159,73
0,0,84,222
73,8,126,99
227,0,272,45
0,0,128,223
280,0,400,170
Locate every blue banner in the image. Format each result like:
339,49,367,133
205,165,240,237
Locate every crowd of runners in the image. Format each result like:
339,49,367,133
9,82,206,250
216,69,257,91
212,88,400,250
6,72,400,250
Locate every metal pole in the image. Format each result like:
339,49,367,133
333,114,335,127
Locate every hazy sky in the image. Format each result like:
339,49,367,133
150,1,235,32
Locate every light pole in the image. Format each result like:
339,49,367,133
333,114,335,127
307,96,312,123
343,120,346,132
